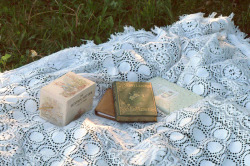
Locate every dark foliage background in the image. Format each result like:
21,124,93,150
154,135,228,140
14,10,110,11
0,0,249,72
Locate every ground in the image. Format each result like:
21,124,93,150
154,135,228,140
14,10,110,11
0,0,249,72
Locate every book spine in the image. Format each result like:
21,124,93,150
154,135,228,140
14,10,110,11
112,82,119,120
116,116,157,122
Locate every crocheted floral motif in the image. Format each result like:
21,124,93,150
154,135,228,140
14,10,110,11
223,64,242,80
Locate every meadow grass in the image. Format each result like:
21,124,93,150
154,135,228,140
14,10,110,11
0,0,249,72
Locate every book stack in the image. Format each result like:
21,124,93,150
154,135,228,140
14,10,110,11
95,77,203,122
95,81,157,122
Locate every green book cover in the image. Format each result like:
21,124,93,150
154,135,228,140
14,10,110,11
148,77,203,114
112,81,157,122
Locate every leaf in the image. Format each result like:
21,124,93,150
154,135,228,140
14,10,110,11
95,35,102,44
1,54,11,61
107,16,114,28
30,50,38,58
17,30,26,47
101,6,108,17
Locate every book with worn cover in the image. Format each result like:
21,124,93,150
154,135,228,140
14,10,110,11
39,72,96,126
95,89,116,120
148,77,203,114
112,81,157,122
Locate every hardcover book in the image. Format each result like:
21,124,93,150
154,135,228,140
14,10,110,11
148,77,203,114
112,81,157,122
95,89,116,120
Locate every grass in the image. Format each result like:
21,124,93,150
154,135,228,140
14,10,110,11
0,0,249,72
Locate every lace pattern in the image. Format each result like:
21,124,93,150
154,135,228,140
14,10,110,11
0,13,249,165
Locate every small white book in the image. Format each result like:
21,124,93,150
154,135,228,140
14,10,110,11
148,77,203,114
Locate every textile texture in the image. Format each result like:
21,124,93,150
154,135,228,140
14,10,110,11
0,13,249,166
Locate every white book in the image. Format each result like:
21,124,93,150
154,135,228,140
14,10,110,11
148,77,203,114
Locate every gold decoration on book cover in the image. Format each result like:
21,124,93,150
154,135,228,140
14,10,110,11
116,82,156,115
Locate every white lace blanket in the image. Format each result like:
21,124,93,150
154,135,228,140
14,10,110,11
0,13,249,166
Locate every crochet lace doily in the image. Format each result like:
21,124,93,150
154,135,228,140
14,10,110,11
0,12,249,166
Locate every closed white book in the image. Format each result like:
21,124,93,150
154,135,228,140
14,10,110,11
148,77,203,114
